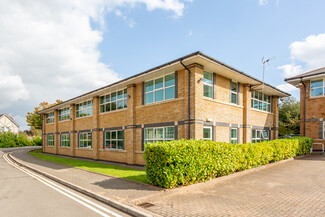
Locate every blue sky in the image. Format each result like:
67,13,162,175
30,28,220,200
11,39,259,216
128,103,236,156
1,0,325,130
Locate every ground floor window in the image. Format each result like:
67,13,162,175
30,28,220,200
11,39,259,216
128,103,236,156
61,134,70,147
203,126,212,140
252,129,270,143
79,132,92,148
231,128,238,144
47,134,54,146
144,126,175,144
104,130,124,150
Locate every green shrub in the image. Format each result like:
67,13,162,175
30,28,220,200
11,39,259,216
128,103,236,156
0,132,42,148
144,137,313,188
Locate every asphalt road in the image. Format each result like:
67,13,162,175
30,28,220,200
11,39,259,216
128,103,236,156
0,147,130,217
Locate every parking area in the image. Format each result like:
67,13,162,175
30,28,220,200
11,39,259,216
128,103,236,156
144,154,325,217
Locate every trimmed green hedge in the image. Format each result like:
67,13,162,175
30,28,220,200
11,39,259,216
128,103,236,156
0,132,42,148
144,137,313,188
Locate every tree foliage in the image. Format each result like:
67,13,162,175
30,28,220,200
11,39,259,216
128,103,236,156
26,100,62,130
279,97,300,136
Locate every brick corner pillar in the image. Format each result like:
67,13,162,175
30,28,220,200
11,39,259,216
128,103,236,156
42,114,46,152
70,104,76,156
126,83,136,165
186,63,204,140
243,84,251,143
92,96,100,160
272,96,279,140
54,109,59,154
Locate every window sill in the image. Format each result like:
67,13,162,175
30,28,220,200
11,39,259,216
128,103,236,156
74,148,93,150
137,97,183,109
203,97,244,108
99,149,127,153
75,115,93,120
46,146,55,147
45,122,55,125
99,108,127,115
58,146,71,149
251,108,273,114
310,95,325,99
58,119,71,123
135,151,144,154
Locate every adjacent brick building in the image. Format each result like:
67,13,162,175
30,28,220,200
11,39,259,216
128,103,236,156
39,51,289,165
286,67,325,147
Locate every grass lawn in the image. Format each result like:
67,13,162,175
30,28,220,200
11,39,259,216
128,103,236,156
29,149,148,184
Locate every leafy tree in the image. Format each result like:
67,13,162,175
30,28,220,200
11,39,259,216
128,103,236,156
26,100,62,130
278,97,300,136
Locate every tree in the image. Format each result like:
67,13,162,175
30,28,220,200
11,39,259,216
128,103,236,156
26,100,62,131
278,96,300,136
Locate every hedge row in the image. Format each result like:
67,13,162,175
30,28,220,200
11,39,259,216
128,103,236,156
0,132,42,148
144,137,313,188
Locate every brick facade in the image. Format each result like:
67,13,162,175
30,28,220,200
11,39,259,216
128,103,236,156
41,52,288,165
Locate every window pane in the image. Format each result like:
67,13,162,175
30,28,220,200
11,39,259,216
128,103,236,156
155,77,163,89
155,89,164,102
106,132,110,140
155,128,164,139
111,131,116,139
145,92,154,104
145,129,153,139
263,103,267,111
111,92,116,101
100,96,104,104
165,73,175,87
267,104,271,112
117,100,124,109
257,131,261,138
117,90,123,99
111,141,116,149
105,95,110,103
254,100,258,109
105,103,110,112
231,82,237,92
124,99,127,108
165,86,175,100
165,127,175,139
124,89,127,98
111,102,116,111
204,85,212,98
259,102,262,110
252,130,256,138
203,71,212,85
258,92,263,100
311,88,323,97
203,128,211,139
118,131,123,140
231,129,237,138
118,140,124,149
100,105,104,113
231,93,237,104
105,141,111,149
145,80,154,92
311,80,323,88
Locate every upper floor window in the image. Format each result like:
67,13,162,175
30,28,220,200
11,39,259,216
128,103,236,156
144,126,175,144
100,89,127,113
310,79,324,97
203,71,213,98
46,112,54,124
251,91,271,112
76,100,93,118
230,81,238,104
145,73,175,104
59,107,70,122
252,129,270,143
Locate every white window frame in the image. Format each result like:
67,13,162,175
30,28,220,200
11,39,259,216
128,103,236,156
59,107,70,122
47,134,54,146
76,100,93,118
203,126,212,140
251,91,271,112
252,129,270,143
46,112,54,124
310,79,325,98
144,72,175,104
203,71,213,98
79,132,92,148
144,126,175,144
230,81,238,104
60,134,70,147
231,128,238,144
104,130,124,150
100,88,127,114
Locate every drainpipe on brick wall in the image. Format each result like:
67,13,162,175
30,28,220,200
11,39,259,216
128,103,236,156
301,78,306,136
180,59,191,139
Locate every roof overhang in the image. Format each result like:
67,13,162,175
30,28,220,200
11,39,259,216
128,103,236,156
38,51,290,114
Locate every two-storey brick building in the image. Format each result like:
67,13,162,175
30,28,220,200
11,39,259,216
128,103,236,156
286,67,325,146
39,51,289,165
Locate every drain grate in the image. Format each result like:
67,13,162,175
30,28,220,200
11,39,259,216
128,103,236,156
138,202,155,208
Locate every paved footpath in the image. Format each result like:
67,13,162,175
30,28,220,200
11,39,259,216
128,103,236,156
144,154,325,217
10,148,325,217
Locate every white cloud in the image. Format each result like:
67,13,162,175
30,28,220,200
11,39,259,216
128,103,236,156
258,0,268,6
279,33,325,80
278,64,303,78
276,83,298,93
0,0,189,130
